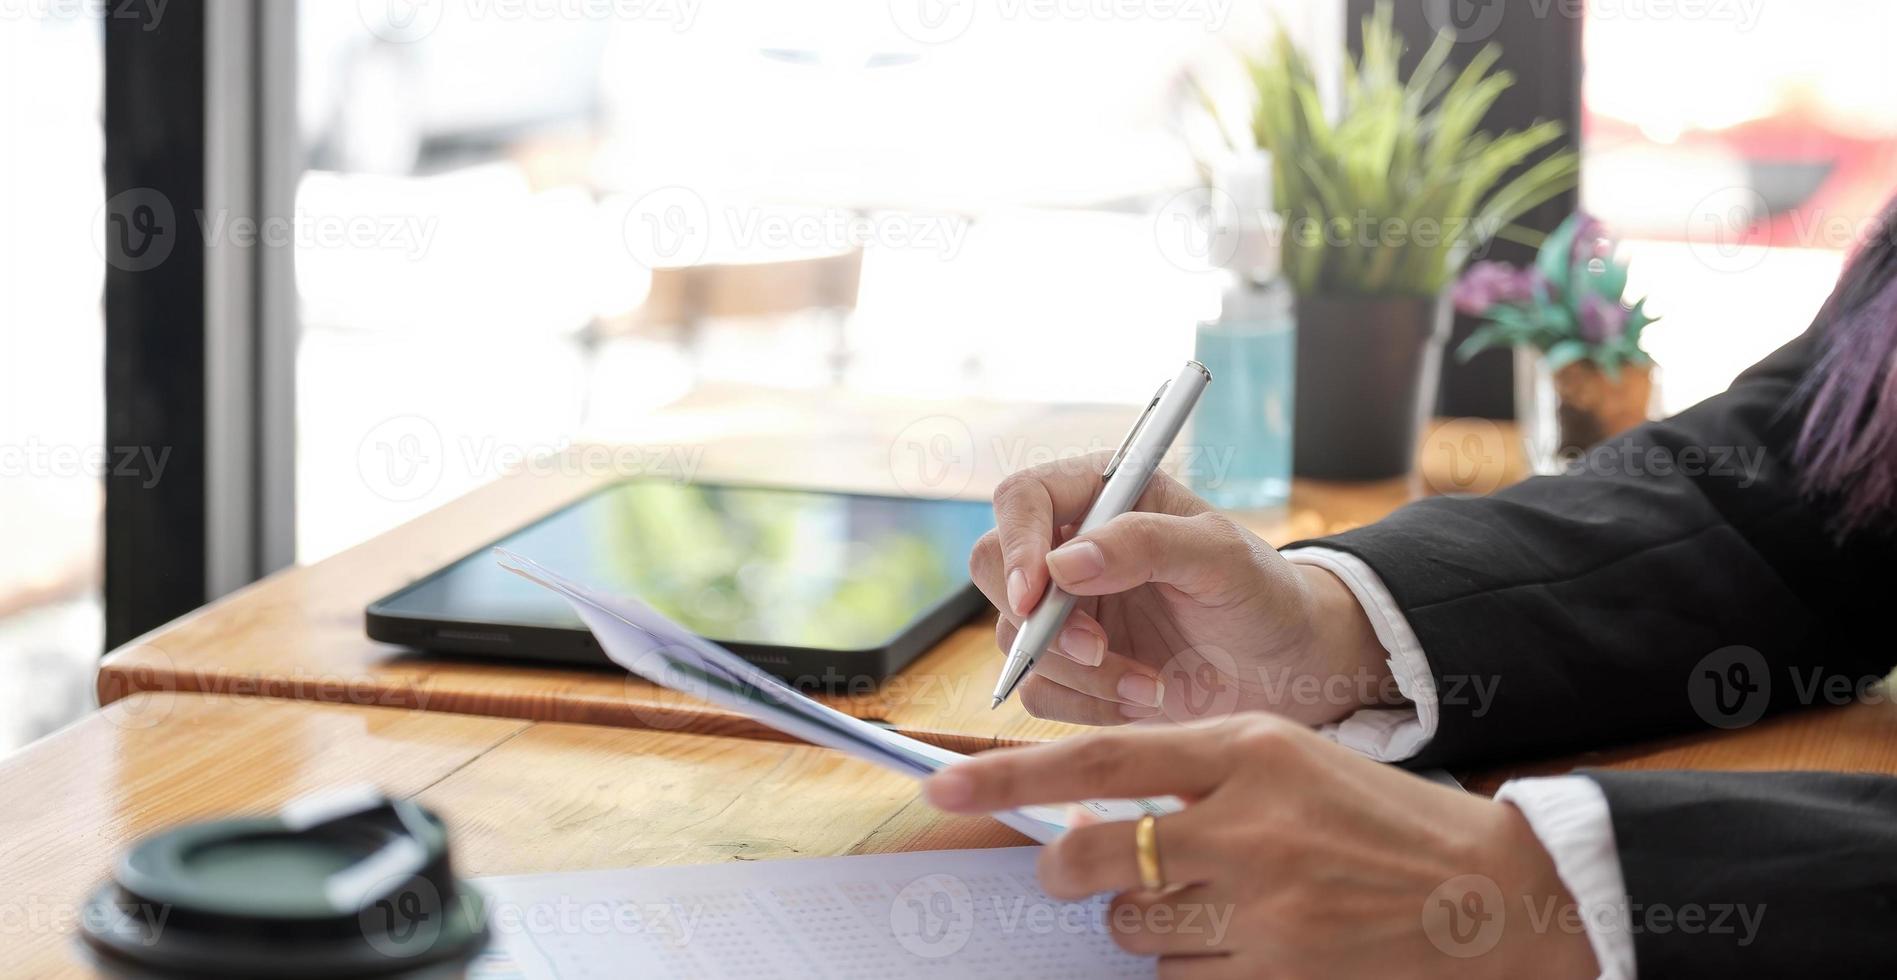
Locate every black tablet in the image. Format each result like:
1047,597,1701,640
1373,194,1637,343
366,480,996,686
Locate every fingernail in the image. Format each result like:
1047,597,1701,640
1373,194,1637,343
1120,702,1163,721
924,769,974,809
1006,568,1030,616
1058,627,1105,666
1117,673,1163,708
1046,540,1105,584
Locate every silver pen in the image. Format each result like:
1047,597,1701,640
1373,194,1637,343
991,360,1212,709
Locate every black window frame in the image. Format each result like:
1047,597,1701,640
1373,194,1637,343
102,0,296,648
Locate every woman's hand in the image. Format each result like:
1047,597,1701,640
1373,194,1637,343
923,717,1598,979
970,452,1394,726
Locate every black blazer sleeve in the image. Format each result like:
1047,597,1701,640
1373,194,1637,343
1581,769,1897,977
1294,323,1893,770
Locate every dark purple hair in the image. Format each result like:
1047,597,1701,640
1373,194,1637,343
1796,197,1897,536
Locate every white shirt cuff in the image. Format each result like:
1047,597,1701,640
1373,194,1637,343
1494,776,1636,980
1283,546,1437,762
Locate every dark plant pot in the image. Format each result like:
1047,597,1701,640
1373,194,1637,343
1292,292,1452,481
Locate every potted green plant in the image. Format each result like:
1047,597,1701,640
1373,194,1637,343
1233,2,1579,480
1456,212,1657,464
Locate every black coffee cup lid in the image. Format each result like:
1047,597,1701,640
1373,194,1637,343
81,786,486,978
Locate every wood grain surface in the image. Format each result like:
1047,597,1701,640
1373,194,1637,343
95,384,1522,752
23,661,1897,973
0,694,1030,978
1459,695,1897,795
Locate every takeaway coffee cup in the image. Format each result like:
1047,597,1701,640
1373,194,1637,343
79,787,487,977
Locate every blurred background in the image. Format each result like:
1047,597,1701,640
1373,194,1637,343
4,0,1894,752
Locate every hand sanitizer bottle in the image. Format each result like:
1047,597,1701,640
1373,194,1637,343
1191,151,1295,510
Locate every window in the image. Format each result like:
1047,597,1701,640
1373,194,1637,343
293,0,1333,561
1582,0,1897,413
0,10,106,752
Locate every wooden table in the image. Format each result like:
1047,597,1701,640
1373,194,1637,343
16,692,1897,977
1461,693,1897,794
96,384,1526,752
0,694,1025,978
39,385,1897,974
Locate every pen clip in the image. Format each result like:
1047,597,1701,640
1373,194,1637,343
1102,381,1169,482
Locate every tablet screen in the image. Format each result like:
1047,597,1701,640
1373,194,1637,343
374,481,996,652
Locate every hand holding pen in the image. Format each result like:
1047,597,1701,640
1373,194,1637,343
969,362,1396,725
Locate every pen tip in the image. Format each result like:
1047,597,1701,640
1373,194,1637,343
989,696,1003,710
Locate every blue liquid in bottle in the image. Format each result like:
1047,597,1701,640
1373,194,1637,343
1191,280,1295,509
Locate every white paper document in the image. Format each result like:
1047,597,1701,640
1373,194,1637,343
474,846,1155,980
494,549,1179,842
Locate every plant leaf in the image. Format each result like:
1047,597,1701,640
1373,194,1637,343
1536,213,1583,299
1237,0,1577,297
1545,339,1591,372
1456,323,1511,362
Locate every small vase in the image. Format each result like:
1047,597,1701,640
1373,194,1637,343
1515,347,1655,470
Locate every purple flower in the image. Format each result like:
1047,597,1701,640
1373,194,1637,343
1578,293,1629,343
1455,261,1544,315
1569,212,1615,269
